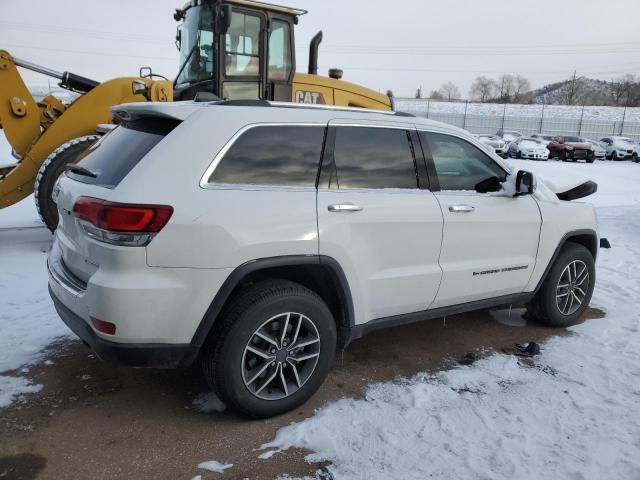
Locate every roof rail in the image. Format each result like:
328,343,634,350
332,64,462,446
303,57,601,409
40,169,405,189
207,99,414,117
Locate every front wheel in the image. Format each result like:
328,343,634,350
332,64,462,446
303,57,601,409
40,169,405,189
527,243,595,327
632,153,639,163
202,280,337,418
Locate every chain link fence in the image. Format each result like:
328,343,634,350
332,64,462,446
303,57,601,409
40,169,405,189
395,99,640,142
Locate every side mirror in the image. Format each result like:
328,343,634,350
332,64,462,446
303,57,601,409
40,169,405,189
475,176,502,194
515,170,536,196
216,4,232,34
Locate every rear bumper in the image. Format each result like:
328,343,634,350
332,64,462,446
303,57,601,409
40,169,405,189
49,285,198,368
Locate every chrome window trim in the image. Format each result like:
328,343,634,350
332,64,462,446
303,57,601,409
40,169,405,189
200,122,421,189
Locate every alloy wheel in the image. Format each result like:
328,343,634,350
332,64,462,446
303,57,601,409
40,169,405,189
556,260,590,316
241,312,321,401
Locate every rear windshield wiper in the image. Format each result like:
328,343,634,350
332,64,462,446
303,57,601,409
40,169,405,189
65,163,97,178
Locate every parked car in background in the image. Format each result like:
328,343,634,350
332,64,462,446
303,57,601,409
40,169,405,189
547,136,595,163
599,136,638,161
497,129,522,146
475,134,508,157
581,138,606,160
507,137,549,160
531,134,556,146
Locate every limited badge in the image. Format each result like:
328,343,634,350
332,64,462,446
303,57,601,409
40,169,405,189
295,91,326,104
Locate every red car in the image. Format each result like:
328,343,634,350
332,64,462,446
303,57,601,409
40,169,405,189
547,136,595,163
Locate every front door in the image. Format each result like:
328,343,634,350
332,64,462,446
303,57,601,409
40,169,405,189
317,123,443,324
419,131,542,309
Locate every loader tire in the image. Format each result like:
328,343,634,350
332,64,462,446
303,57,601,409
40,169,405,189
35,135,99,232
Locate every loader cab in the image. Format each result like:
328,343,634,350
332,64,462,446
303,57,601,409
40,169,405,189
173,0,303,102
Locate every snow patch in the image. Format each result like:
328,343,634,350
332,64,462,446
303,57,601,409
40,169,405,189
0,375,43,408
197,460,233,473
193,392,226,413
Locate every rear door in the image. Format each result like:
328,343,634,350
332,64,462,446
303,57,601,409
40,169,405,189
317,122,443,324
419,131,541,308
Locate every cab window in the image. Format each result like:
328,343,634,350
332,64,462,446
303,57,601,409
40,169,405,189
268,20,292,81
225,12,261,77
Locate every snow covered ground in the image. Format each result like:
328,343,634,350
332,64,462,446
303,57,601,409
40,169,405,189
261,160,640,479
0,192,69,407
395,98,640,122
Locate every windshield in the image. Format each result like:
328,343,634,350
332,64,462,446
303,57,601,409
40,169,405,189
521,140,542,148
564,136,582,142
176,4,216,86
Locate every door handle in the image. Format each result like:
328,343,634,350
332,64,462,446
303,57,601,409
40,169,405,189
449,204,475,213
328,203,363,213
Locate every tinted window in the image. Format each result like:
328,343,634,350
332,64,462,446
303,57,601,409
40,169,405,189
209,126,324,186
225,12,261,77
328,127,418,189
70,120,177,188
425,133,507,191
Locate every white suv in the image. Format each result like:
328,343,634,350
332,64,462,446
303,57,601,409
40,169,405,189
48,101,602,418
599,136,638,161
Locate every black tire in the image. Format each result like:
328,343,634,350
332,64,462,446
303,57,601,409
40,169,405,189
559,151,568,162
610,151,617,161
35,135,99,232
202,280,337,418
632,153,639,163
516,151,521,159
527,243,595,328
586,156,595,164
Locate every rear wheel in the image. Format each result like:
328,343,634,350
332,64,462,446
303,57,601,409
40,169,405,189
632,153,639,163
527,243,595,327
202,280,337,418
35,135,99,232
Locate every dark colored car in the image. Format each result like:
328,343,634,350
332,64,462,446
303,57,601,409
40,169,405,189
547,136,595,163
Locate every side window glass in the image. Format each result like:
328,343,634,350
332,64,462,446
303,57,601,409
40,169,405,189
330,127,418,189
209,126,325,187
225,12,261,77
268,21,292,81
426,133,507,192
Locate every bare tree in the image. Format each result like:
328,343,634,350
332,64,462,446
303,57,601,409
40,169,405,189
415,86,423,99
559,71,583,105
429,89,445,100
512,75,532,103
469,76,495,102
439,82,461,102
610,74,636,106
496,74,515,102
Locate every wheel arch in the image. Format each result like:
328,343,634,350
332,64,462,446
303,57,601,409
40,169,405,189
534,229,598,294
190,255,355,354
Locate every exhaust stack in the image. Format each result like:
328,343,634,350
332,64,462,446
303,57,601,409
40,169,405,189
308,31,323,75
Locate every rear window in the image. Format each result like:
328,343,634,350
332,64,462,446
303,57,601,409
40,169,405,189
323,126,418,190
208,125,325,187
69,118,178,188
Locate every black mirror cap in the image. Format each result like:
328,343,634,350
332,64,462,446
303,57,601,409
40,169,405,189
515,170,536,197
475,176,502,194
556,180,598,201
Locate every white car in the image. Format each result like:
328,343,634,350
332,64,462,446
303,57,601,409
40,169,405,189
581,138,607,160
498,130,523,146
475,134,508,157
48,101,603,418
531,134,556,146
599,136,638,161
508,138,550,160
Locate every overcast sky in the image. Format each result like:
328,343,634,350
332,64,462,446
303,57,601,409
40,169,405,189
1,0,639,98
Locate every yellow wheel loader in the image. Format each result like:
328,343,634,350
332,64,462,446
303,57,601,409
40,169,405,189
0,0,391,231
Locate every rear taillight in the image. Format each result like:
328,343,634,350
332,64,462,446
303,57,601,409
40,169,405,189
73,196,173,246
